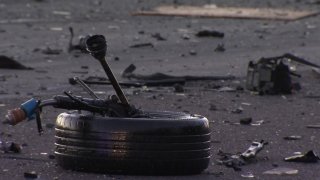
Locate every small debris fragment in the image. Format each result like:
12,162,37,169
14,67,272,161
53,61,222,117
240,117,252,125
251,120,264,126
284,150,319,163
52,10,71,16
173,84,184,93
283,135,302,140
263,167,298,175
130,43,154,48
215,43,225,52
81,66,89,69
189,50,197,55
209,104,217,111
196,30,224,38
0,141,22,153
0,56,33,70
231,107,243,114
50,27,63,31
151,33,166,41
241,102,251,106
182,34,190,40
217,86,236,92
68,27,89,53
114,56,120,61
241,140,267,160
24,171,38,179
41,47,62,55
241,172,255,178
306,124,320,129
48,154,55,159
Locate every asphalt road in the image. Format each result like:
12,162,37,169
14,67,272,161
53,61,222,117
1,0,320,179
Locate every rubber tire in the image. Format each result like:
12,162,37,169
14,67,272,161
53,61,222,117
54,111,211,175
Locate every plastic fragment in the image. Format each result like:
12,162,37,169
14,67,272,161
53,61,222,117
241,172,255,178
263,167,298,175
284,150,319,163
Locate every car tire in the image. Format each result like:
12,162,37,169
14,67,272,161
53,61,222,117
54,111,211,175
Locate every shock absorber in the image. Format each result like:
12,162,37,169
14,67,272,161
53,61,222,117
5,98,39,125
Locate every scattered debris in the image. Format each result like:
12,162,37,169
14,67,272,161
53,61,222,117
68,27,89,53
263,167,298,175
41,47,62,55
240,117,252,125
216,150,245,171
122,64,235,81
151,33,166,41
283,135,302,140
284,150,319,163
216,140,267,171
196,30,224,38
0,56,33,70
130,43,154,48
133,5,320,21
214,43,225,52
246,53,320,95
24,171,38,179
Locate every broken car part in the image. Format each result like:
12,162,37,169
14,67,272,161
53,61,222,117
284,150,319,163
68,76,186,87
5,35,211,175
241,140,267,160
246,53,320,94
68,27,89,53
86,35,129,106
216,140,267,171
122,64,235,81
72,77,100,99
